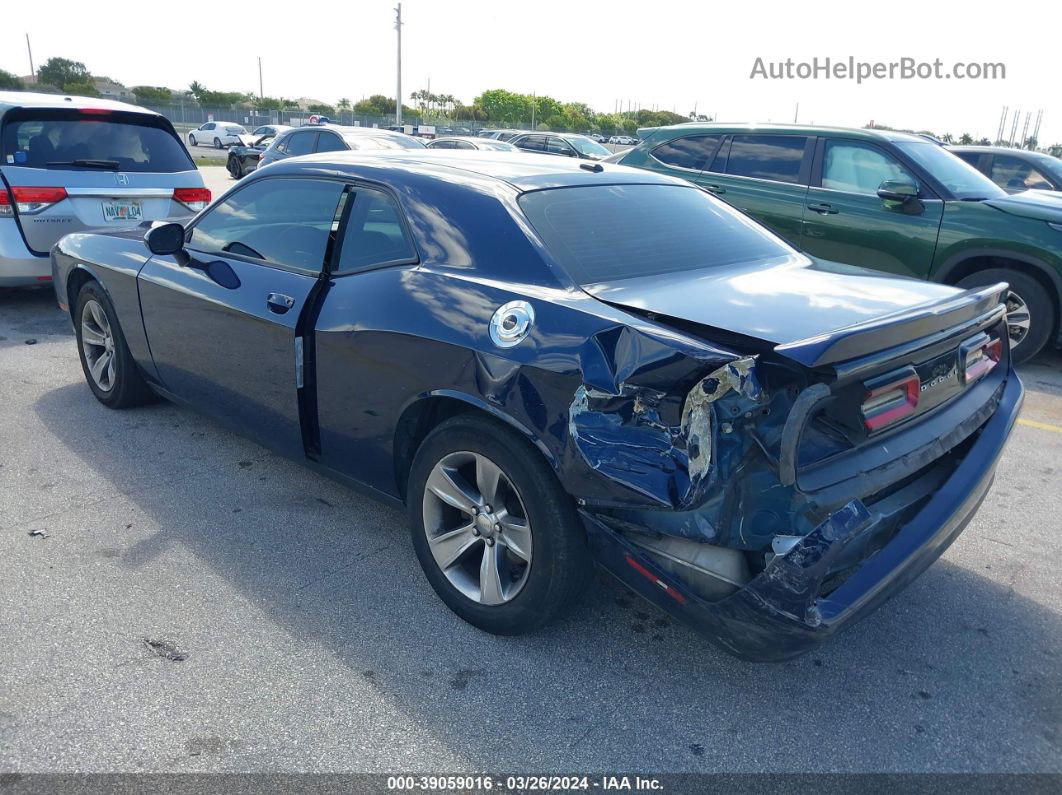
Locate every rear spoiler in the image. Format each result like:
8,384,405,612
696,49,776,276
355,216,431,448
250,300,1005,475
774,283,1010,368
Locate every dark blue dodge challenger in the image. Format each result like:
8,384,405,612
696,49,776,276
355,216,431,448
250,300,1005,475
52,151,1023,661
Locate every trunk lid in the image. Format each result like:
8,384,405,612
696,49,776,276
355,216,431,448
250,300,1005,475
583,256,994,366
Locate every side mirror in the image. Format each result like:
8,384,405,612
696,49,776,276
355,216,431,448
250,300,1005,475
877,179,919,204
145,222,185,256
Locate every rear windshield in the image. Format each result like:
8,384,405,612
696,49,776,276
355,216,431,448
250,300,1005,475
519,184,792,284
341,134,427,150
1,109,195,173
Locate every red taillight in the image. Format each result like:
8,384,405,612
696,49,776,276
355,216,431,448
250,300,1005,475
173,188,211,211
79,108,113,115
861,368,920,432
964,337,1002,384
0,187,68,216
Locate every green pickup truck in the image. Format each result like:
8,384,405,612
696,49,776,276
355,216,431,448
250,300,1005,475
613,124,1062,362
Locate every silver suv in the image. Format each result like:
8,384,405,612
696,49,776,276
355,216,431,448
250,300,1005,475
0,91,209,287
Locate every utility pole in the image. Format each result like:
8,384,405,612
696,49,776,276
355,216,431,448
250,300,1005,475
26,33,35,78
530,91,536,130
394,3,403,126
794,102,799,123
1032,109,1043,148
997,106,1008,144
1020,111,1031,148
258,57,263,99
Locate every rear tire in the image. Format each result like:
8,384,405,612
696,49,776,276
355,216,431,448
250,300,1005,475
228,157,242,179
74,281,156,409
407,414,591,635
189,133,197,147
214,137,223,149
957,268,1053,364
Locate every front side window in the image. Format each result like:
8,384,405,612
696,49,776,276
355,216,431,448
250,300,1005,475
894,141,1004,200
566,136,610,157
989,156,1054,192
334,188,416,274
515,135,544,152
545,137,574,156
188,178,345,271
651,135,722,171
726,135,808,184
822,141,917,195
284,132,316,156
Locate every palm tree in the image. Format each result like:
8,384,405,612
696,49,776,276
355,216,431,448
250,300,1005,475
337,97,351,110
959,133,974,145
188,81,206,101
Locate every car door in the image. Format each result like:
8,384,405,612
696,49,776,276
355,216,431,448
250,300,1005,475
138,175,347,459
313,184,420,490
544,136,577,158
700,134,812,246
800,138,944,278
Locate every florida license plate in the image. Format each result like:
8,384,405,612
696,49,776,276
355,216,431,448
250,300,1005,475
102,200,142,222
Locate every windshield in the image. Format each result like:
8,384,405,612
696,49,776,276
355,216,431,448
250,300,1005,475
1031,154,1062,183
1,109,195,173
519,184,792,284
566,136,610,157
894,141,1006,200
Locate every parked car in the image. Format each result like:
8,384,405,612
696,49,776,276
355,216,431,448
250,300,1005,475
479,129,525,142
949,146,1062,194
51,150,1021,661
509,132,611,161
426,136,517,152
0,90,209,287
609,135,637,145
227,133,278,179
258,125,426,169
188,122,248,149
249,124,291,140
614,123,1062,362
589,133,607,143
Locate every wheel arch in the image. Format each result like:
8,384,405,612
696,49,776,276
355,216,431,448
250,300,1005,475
65,265,109,321
933,248,1062,345
392,390,559,502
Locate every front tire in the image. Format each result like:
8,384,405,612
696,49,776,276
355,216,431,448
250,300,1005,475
189,133,197,147
958,269,1054,364
214,137,223,149
408,414,591,635
74,282,156,409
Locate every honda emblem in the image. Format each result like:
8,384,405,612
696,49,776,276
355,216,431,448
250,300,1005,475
114,173,129,186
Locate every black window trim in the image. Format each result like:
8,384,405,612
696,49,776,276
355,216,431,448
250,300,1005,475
283,129,319,156
649,133,724,174
314,130,347,153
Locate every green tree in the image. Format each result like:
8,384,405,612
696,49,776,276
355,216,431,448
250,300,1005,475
131,85,172,104
1025,136,1038,151
0,69,23,90
959,133,974,145
1049,144,1062,158
475,89,530,124
337,97,351,111
37,57,90,90
188,81,206,101
254,96,283,110
61,80,99,97
307,103,336,116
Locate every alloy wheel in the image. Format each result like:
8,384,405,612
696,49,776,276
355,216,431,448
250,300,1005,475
421,451,533,605
1005,291,1032,351
80,299,116,392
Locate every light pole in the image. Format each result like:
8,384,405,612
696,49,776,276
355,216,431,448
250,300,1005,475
258,57,263,99
395,3,403,127
26,34,35,78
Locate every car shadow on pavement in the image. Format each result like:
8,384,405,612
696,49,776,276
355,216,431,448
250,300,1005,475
0,288,71,350
29,372,1062,772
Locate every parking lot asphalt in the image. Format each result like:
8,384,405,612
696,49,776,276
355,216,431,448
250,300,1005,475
2,283,1061,773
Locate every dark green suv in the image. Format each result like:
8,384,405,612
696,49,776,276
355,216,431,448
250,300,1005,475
614,123,1062,362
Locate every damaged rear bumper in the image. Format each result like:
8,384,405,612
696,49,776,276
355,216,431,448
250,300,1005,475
582,372,1023,662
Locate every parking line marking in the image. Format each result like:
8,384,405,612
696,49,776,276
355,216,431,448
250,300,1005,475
1018,418,1062,434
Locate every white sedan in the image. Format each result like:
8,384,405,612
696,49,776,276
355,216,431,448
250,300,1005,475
188,122,250,149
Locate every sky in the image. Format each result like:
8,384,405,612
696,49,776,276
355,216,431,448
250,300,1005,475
3,0,1059,145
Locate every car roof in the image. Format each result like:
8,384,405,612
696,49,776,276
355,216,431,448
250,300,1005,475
949,145,1055,157
640,121,932,144
261,149,688,192
0,89,157,116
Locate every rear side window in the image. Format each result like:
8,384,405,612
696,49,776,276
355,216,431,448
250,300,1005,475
334,187,416,274
515,135,545,152
187,177,345,271
284,131,316,156
726,135,808,184
315,133,347,153
519,184,792,284
651,135,722,171
1,109,194,173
